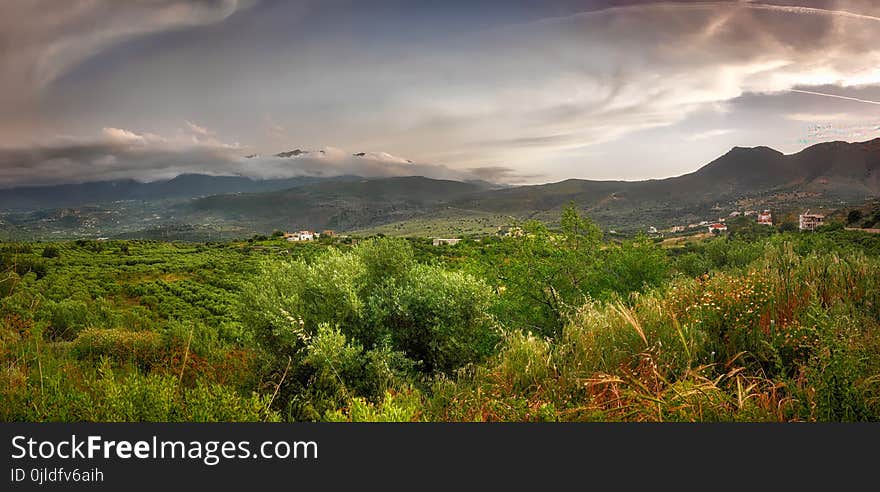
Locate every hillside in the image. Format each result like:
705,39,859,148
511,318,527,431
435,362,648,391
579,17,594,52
0,174,359,211
182,176,492,232
448,138,880,230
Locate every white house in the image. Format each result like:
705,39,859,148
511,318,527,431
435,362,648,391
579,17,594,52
285,230,318,242
433,238,461,246
757,210,773,226
799,211,825,231
708,223,728,233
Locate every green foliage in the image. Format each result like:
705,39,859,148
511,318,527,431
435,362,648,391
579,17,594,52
356,237,415,285
239,249,366,360
593,235,669,298
41,245,60,259
430,238,880,422
3,219,880,422
325,390,424,422
371,264,499,374
847,209,863,225
492,204,603,335
71,328,164,370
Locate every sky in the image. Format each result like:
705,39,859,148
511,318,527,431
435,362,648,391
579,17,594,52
2,0,880,187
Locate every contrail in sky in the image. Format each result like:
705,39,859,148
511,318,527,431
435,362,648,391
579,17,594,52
790,89,880,106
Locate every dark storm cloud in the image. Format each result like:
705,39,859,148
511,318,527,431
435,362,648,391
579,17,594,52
0,0,251,140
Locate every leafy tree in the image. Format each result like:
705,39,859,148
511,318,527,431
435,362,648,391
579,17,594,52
370,264,498,374
594,235,670,297
494,204,602,336
847,209,863,225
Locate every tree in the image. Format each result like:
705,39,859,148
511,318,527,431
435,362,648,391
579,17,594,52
847,209,863,225
494,203,602,336
594,235,670,297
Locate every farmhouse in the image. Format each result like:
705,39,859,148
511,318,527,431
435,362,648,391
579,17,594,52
433,238,461,246
757,210,773,225
285,230,319,242
799,211,825,231
708,223,728,233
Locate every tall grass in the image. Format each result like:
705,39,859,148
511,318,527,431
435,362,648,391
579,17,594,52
429,242,880,421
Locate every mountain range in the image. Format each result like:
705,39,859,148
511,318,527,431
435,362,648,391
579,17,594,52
1,138,879,239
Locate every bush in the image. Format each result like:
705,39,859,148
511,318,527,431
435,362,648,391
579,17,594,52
593,236,670,299
324,390,424,422
71,328,165,369
41,246,60,258
43,299,92,340
239,250,366,361
371,264,499,374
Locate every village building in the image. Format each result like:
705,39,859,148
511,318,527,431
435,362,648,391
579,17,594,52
433,238,461,246
669,225,685,233
799,211,825,231
284,230,319,242
708,223,728,233
497,226,524,237
757,210,773,225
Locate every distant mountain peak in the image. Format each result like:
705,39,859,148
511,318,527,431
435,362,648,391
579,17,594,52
275,149,308,158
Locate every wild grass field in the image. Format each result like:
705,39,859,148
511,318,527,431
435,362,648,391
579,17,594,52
2,207,879,421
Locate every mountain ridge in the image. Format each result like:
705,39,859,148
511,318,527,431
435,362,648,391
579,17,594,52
2,138,879,238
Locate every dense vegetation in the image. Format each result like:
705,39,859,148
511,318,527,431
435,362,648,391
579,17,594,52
2,207,879,421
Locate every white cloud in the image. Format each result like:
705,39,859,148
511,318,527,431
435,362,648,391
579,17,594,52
785,112,855,122
357,1,880,176
0,127,519,187
685,129,736,141
185,121,212,137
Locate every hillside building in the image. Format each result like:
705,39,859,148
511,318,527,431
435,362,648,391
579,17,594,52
433,238,461,246
285,230,318,241
799,211,825,231
757,210,773,225
708,223,728,233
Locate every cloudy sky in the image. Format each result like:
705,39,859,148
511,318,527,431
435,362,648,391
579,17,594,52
2,0,880,186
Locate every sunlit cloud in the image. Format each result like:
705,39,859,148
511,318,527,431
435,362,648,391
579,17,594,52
3,1,880,184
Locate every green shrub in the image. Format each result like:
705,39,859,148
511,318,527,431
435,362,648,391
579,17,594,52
41,246,60,258
372,264,499,374
71,328,165,369
325,390,424,422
